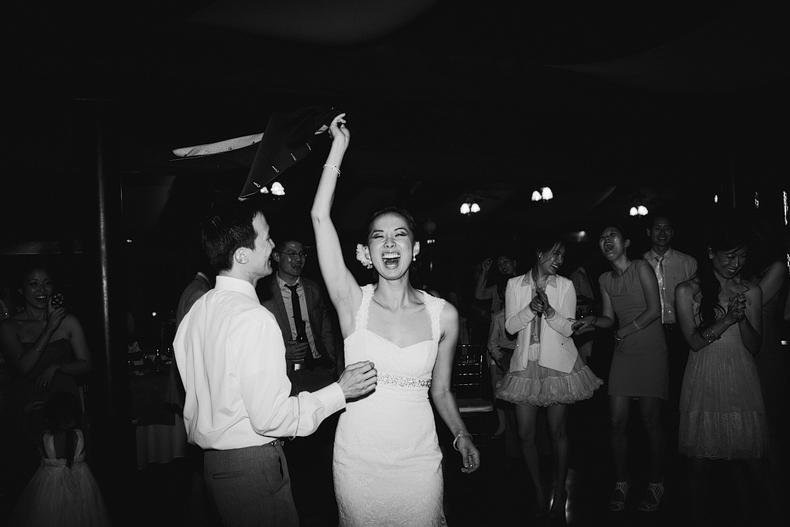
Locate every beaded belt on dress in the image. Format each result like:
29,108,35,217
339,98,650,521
378,372,431,388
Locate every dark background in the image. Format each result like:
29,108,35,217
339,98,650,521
4,0,789,342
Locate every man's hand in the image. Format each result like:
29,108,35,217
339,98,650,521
337,361,377,400
284,340,309,362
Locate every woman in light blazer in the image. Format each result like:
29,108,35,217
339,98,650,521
497,235,603,520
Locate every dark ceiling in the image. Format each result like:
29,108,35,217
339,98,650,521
5,0,790,258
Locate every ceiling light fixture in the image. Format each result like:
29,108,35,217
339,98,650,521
531,187,553,202
629,190,648,216
460,195,481,216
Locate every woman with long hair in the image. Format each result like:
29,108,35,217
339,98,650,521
675,217,774,525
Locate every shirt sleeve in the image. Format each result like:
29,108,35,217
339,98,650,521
487,312,501,352
235,310,345,438
505,280,536,335
475,282,495,301
544,280,576,338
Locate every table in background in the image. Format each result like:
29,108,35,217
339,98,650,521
130,363,187,470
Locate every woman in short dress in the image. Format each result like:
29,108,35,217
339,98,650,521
496,236,602,519
576,225,668,512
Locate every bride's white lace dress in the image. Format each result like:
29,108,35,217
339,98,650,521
333,284,447,526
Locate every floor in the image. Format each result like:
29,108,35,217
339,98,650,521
125,383,786,527
4,344,782,527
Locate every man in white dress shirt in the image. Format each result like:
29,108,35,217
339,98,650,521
174,197,376,526
643,215,697,408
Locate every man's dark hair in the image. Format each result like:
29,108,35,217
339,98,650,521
201,197,266,273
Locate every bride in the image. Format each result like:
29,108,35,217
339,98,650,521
311,114,480,526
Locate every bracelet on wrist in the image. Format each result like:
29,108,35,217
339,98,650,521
633,319,641,331
453,431,472,451
323,164,341,176
702,327,719,343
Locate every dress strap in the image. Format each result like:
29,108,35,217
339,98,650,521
74,429,84,457
423,291,445,342
42,431,56,459
354,284,375,333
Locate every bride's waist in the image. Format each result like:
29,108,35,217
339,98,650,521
362,373,432,403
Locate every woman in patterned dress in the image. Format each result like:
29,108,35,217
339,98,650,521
676,218,775,525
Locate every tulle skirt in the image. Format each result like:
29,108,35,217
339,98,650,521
8,461,111,527
496,355,603,407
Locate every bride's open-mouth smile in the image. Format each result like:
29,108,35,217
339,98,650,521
381,251,401,269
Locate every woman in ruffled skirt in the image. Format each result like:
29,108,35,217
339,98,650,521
675,216,776,526
496,235,603,519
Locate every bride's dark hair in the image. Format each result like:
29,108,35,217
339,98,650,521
365,207,418,242
695,216,751,331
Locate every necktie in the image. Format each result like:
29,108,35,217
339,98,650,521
286,284,313,370
655,256,666,322
286,284,308,343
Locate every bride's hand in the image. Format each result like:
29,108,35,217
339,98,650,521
458,436,480,474
329,113,350,146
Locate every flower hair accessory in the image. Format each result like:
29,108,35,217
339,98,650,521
356,244,373,269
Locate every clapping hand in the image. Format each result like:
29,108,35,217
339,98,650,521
533,288,554,317
730,293,747,322
530,292,545,315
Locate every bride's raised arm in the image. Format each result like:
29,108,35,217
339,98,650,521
311,114,362,332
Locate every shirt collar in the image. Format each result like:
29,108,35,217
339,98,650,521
647,247,675,261
215,275,259,301
520,272,558,288
276,274,300,290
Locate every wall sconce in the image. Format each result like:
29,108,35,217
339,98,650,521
531,187,553,202
629,204,648,216
460,196,481,215
423,218,437,244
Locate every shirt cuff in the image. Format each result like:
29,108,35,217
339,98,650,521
311,382,346,416
517,306,536,327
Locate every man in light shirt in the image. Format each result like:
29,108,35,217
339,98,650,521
643,215,697,407
174,197,376,526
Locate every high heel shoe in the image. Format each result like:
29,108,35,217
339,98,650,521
550,488,568,522
609,480,630,512
638,481,665,512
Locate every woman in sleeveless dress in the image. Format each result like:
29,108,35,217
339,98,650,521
311,114,480,526
0,266,92,504
675,218,775,526
575,225,668,512
496,236,603,519
9,391,110,527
